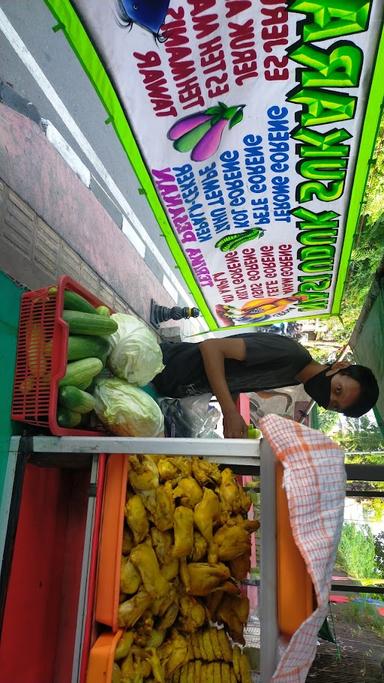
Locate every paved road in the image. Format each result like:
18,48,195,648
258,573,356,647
0,0,196,310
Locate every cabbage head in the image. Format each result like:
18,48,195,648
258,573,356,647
108,313,164,385
94,377,164,437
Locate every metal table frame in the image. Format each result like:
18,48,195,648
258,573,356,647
2,435,278,683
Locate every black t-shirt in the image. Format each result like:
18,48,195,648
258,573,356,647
152,333,312,397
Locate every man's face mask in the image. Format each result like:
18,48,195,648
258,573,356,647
304,368,334,409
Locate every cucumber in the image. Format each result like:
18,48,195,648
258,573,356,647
62,310,118,336
57,408,82,428
63,290,97,314
67,335,110,363
59,357,103,389
59,386,96,414
95,305,111,316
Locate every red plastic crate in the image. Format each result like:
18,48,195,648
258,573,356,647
11,275,114,436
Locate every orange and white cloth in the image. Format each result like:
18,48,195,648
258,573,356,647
260,414,346,683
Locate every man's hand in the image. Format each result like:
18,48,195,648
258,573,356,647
223,408,248,439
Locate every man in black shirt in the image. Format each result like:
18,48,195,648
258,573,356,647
152,333,379,438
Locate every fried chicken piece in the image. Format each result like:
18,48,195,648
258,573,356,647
194,488,221,543
172,456,192,477
173,506,194,558
179,558,191,593
152,482,175,531
173,477,203,508
122,526,134,554
147,648,166,683
137,487,157,515
186,562,230,596
151,528,172,565
125,494,149,544
120,557,141,594
218,468,251,515
229,552,251,581
158,600,179,631
231,516,260,533
118,590,152,628
121,649,151,680
159,629,190,678
152,583,179,617
212,524,251,562
133,612,154,647
157,457,179,481
190,531,208,561
191,457,221,486
147,629,166,649
130,542,169,598
111,662,121,683
178,595,206,632
205,590,224,622
128,454,159,491
220,580,241,595
114,631,134,660
217,594,249,645
162,558,179,581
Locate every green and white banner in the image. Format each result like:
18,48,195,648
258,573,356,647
45,0,384,329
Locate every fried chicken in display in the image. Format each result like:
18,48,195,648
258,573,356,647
194,488,221,543
173,505,194,558
130,541,169,598
218,468,251,516
186,562,230,596
114,453,259,681
118,589,152,629
124,494,149,544
128,454,159,491
172,476,203,508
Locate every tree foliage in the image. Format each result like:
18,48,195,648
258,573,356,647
337,523,377,579
374,531,384,576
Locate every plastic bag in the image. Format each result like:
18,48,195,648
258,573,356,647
158,394,221,438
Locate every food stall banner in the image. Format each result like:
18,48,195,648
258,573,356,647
45,0,384,330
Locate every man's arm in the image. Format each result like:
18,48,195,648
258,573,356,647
198,338,248,438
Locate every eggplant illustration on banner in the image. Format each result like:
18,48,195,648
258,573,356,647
168,103,245,162
115,0,170,41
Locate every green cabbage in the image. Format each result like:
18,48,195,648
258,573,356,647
94,377,164,437
108,313,164,385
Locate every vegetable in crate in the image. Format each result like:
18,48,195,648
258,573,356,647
67,335,110,363
57,408,82,428
63,290,97,314
107,313,164,385
62,310,118,335
59,357,103,389
58,386,95,414
93,377,164,436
